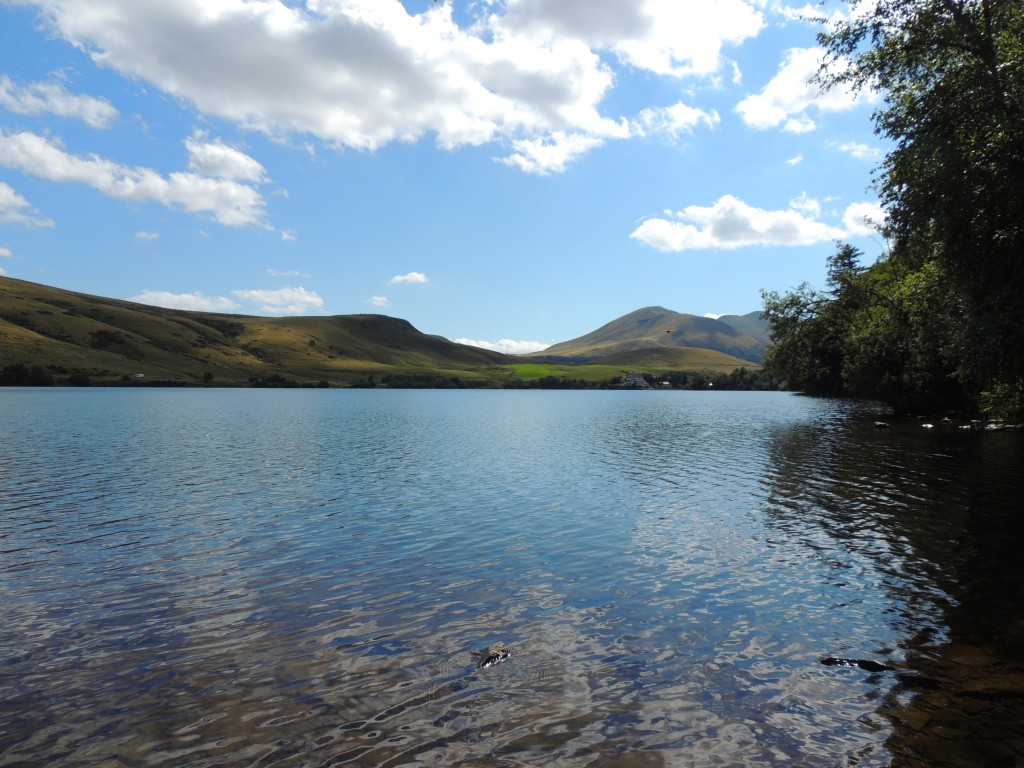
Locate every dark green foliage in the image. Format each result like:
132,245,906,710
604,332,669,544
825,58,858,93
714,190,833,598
0,363,55,386
763,243,972,414
89,329,127,349
782,0,1024,418
250,373,299,388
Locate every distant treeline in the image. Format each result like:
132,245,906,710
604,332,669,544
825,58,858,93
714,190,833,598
493,368,774,390
1,363,775,391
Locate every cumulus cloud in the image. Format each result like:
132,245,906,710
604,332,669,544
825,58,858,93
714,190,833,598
0,130,267,227
130,285,328,315
497,0,764,78
0,74,118,128
0,180,54,227
185,131,267,182
388,271,428,285
736,47,869,132
630,194,846,251
0,247,12,258
129,290,241,311
366,295,390,308
134,230,159,240
632,102,720,139
0,267,6,276
231,286,324,315
499,131,606,174
14,0,757,174
456,338,549,354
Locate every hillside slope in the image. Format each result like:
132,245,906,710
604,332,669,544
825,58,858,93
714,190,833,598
536,306,766,363
590,346,759,371
716,311,770,346
0,276,510,384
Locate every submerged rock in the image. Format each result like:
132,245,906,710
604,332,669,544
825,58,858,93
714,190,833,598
820,656,893,672
474,641,511,668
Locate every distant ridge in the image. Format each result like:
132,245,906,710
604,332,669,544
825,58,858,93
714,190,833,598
0,276,510,385
534,306,766,364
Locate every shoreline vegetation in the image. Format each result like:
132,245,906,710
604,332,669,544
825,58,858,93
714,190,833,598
761,0,1024,423
0,360,775,392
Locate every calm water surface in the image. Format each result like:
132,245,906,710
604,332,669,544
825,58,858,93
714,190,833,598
1,389,1022,767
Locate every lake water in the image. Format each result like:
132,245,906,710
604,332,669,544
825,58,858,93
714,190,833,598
2,389,1023,767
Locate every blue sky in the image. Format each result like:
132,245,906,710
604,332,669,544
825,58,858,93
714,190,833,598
0,0,885,352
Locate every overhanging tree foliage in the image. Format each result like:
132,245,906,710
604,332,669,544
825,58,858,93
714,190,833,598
764,0,1023,418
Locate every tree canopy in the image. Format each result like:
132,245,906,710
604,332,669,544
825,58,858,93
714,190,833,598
764,0,1024,419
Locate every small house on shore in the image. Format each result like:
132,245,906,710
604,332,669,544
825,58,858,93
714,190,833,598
623,372,650,388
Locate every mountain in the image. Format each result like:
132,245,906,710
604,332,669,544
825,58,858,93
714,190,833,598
716,311,771,347
534,306,767,364
0,276,510,385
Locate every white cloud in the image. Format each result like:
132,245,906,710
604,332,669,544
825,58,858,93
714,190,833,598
0,247,12,258
0,180,54,227
231,286,324,315
16,0,761,174
630,194,845,251
0,74,118,128
279,229,297,241
499,131,605,175
785,154,803,166
632,102,720,139
843,201,885,236
129,290,241,311
831,140,883,162
134,230,159,240
388,271,428,285
456,338,549,354
498,0,764,78
703,313,724,319
736,47,868,132
367,295,390,308
788,191,820,216
185,131,267,182
0,130,267,227
0,267,6,276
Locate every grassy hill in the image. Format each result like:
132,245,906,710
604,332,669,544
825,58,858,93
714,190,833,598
0,276,511,385
533,306,766,364
1,278,765,387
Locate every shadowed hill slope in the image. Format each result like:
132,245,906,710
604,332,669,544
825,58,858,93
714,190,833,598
0,276,510,384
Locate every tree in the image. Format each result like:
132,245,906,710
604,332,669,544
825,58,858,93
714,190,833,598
761,243,868,396
763,241,969,412
816,0,1024,417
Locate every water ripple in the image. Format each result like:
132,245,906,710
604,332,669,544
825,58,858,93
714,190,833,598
2,389,1022,766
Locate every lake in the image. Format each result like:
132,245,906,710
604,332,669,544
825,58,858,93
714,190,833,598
2,389,1022,767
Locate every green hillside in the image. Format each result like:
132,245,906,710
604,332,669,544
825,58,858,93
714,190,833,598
1,278,765,387
0,276,510,385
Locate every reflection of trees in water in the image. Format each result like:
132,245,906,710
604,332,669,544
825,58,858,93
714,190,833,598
762,415,1024,766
